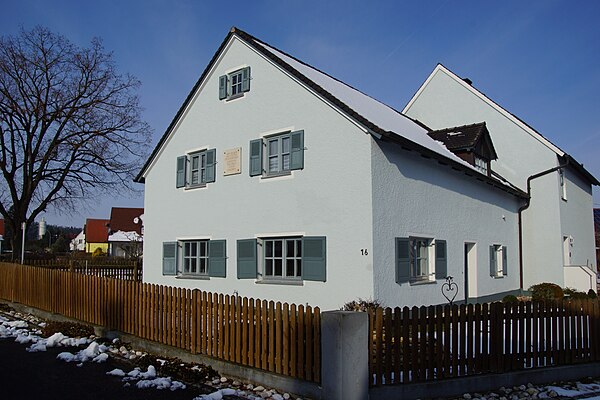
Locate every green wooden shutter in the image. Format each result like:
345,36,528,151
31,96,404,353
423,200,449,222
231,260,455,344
249,139,263,176
489,245,496,277
176,156,186,188
162,242,178,276
205,148,216,183
502,246,508,276
241,66,251,92
435,240,447,279
237,239,257,279
396,238,410,284
208,240,226,277
219,75,228,100
302,236,326,281
290,130,304,170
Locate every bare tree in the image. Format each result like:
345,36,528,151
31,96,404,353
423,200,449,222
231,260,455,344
0,26,150,260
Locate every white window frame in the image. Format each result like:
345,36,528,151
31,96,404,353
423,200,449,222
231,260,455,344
181,240,209,276
474,155,488,175
188,151,208,187
261,236,303,281
409,237,434,282
266,132,292,176
491,244,503,278
229,69,244,98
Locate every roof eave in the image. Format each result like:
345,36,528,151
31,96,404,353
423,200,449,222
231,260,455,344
379,130,528,199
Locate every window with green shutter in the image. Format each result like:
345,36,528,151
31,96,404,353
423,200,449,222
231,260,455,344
250,130,304,177
219,66,251,100
489,244,505,278
177,148,217,189
162,242,178,276
396,236,446,284
237,236,326,283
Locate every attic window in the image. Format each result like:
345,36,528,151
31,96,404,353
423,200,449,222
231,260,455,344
219,67,251,100
474,155,488,175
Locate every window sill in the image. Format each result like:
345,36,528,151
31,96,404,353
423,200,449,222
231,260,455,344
185,183,207,190
492,275,505,279
256,278,304,286
409,279,436,286
261,171,292,180
176,274,210,280
225,93,244,102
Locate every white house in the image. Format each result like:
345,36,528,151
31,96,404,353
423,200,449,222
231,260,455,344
136,28,531,310
70,230,85,252
403,64,599,293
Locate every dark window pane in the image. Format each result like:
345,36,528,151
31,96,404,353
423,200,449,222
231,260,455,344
266,260,273,276
287,240,295,257
286,260,295,277
266,241,273,257
297,260,301,277
275,259,282,276
274,240,282,257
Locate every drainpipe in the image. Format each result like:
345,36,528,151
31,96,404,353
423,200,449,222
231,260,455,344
518,158,569,291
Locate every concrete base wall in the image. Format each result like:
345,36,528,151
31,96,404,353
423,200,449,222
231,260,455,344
370,363,600,400
4,301,322,399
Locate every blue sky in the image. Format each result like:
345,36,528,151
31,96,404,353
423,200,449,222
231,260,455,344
1,0,599,227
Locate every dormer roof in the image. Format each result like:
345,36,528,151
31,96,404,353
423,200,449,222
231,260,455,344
428,122,497,160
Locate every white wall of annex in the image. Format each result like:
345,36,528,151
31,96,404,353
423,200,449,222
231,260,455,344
560,166,597,274
404,69,570,289
371,140,521,307
142,37,375,311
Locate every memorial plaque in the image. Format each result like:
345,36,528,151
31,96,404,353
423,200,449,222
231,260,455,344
223,147,241,175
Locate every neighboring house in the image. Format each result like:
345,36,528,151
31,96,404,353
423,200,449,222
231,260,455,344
70,230,85,252
136,27,528,310
107,207,144,256
84,219,109,254
404,64,599,293
107,207,144,258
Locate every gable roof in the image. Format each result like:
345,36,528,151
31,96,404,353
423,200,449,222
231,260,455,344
109,207,144,235
404,64,599,186
428,122,498,160
84,218,109,243
136,28,526,198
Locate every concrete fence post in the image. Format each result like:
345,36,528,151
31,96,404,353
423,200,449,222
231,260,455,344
321,311,369,400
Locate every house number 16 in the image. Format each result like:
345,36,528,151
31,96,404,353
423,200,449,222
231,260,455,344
361,249,368,256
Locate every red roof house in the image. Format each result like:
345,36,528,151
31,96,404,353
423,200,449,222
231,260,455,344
108,207,144,234
84,218,109,243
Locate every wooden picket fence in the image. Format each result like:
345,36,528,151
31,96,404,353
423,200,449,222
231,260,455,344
369,300,600,386
0,262,321,383
24,259,141,281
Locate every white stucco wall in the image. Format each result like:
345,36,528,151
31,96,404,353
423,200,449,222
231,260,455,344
404,67,596,291
142,37,375,311
371,140,521,307
560,166,597,291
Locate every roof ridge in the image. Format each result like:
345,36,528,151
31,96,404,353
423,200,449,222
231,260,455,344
232,28,414,128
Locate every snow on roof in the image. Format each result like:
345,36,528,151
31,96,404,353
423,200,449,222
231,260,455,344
259,41,476,170
108,230,142,243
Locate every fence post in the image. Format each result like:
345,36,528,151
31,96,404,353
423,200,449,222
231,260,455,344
321,311,369,400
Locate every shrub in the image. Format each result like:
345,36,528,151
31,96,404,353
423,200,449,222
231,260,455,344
341,298,382,312
92,247,106,257
563,287,588,300
502,294,519,304
588,289,597,299
528,283,564,301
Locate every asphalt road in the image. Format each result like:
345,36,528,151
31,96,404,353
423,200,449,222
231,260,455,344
0,338,205,400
